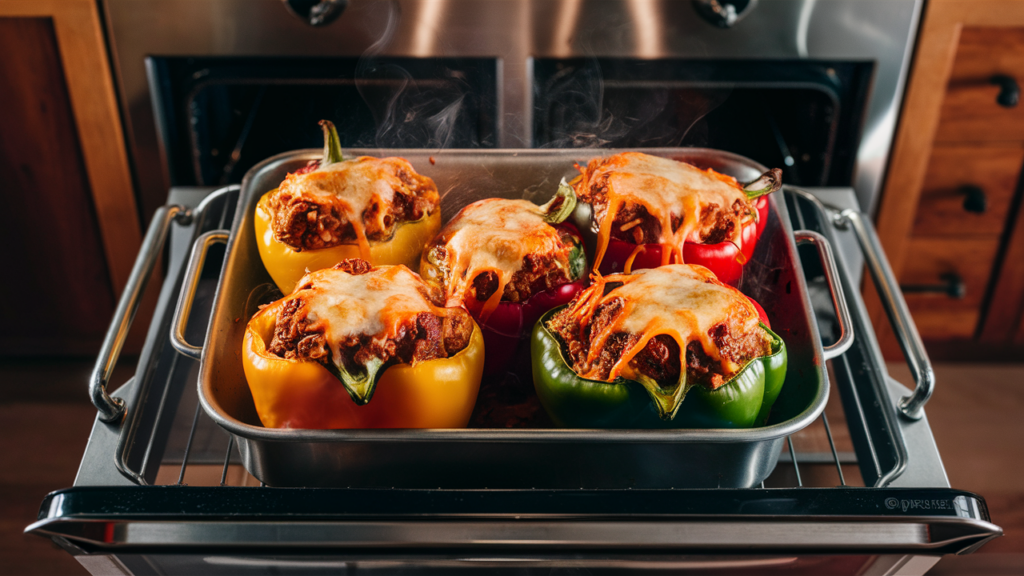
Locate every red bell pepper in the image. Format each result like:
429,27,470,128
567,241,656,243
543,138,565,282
422,182,590,374
597,195,769,286
746,292,770,328
467,270,588,374
589,167,781,286
462,222,588,374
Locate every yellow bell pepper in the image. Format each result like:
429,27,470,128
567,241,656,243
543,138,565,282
242,298,485,429
253,120,441,293
254,194,441,293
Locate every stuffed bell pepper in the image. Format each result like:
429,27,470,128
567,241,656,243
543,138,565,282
242,259,484,429
254,120,442,293
572,151,782,285
420,182,588,373
531,264,787,429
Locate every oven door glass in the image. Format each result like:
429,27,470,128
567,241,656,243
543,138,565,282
148,57,498,186
533,59,874,188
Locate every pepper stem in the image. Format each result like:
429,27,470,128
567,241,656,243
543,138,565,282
744,168,783,200
327,356,385,405
540,178,578,224
319,120,345,167
567,239,587,281
631,369,690,421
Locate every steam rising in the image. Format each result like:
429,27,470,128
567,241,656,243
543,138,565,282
355,1,482,149
359,64,472,149
536,59,733,149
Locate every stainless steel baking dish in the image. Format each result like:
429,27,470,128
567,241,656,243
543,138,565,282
171,148,851,489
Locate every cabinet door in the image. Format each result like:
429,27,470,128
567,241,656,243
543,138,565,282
870,0,1024,361
937,28,1024,143
913,147,1024,237
0,2,141,355
0,18,115,354
980,196,1024,345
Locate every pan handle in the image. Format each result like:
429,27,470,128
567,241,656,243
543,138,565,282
794,230,854,361
835,209,934,421
170,230,230,360
90,205,193,423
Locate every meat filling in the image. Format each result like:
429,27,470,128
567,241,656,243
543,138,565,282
270,163,438,251
578,174,752,246
546,296,771,390
428,228,577,305
267,260,474,370
471,252,574,304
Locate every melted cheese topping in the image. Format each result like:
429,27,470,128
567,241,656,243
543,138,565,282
578,152,750,269
272,156,429,259
568,264,760,382
289,265,450,367
432,198,569,318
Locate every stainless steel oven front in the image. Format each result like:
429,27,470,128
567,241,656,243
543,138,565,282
25,1,1006,574
103,0,921,219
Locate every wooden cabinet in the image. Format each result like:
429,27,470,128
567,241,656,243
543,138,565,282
912,147,1024,236
872,0,1024,361
0,1,141,355
900,238,1001,339
937,28,1024,143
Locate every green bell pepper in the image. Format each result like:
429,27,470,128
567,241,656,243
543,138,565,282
531,307,787,429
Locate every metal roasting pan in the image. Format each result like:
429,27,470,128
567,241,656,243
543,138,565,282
177,148,851,489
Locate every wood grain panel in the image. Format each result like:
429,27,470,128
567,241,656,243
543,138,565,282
980,171,1024,343
870,1,1024,359
937,27,1024,143
0,0,141,294
913,145,1024,237
904,309,981,340
0,17,115,355
900,238,1000,339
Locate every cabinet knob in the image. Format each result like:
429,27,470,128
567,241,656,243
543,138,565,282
901,272,966,299
959,184,988,213
991,74,1020,108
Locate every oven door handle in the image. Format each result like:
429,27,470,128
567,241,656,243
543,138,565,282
90,205,193,423
170,230,230,360
836,209,934,421
794,230,854,361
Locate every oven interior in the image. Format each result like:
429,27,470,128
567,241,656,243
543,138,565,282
533,58,873,188
148,56,872,190
147,56,499,186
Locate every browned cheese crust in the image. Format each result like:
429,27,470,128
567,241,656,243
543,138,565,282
422,198,580,313
546,270,772,390
267,259,473,372
586,196,750,246
269,157,439,251
574,153,755,246
427,230,577,304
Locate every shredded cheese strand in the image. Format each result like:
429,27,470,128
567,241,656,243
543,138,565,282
579,153,751,271
433,198,571,321
567,265,760,383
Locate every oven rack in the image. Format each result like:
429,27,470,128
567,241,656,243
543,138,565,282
27,186,1001,567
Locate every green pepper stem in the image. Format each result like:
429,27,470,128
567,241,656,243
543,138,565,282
327,356,385,405
744,168,783,200
567,240,587,281
632,369,690,421
319,120,345,167
762,322,782,352
540,178,578,224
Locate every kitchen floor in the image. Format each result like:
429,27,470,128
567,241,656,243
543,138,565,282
1,358,1022,575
